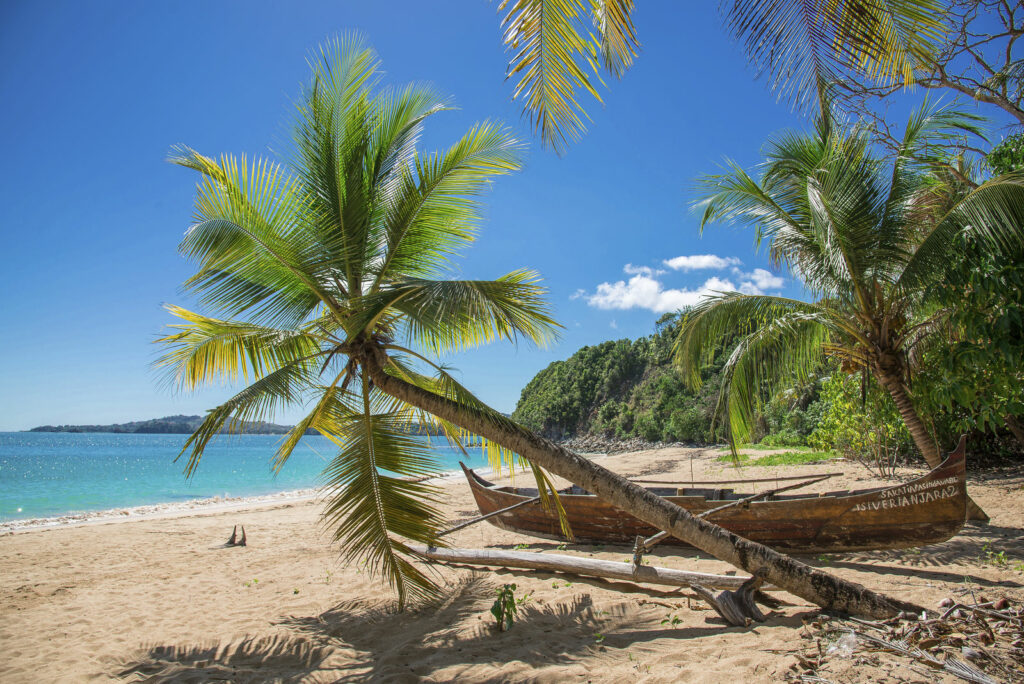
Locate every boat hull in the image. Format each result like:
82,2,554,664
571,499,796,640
461,440,967,553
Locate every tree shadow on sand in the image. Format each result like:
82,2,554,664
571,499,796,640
799,522,1024,589
273,572,772,682
114,634,342,683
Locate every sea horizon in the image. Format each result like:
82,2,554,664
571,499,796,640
0,431,492,525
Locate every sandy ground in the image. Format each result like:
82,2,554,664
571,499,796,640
1,447,1022,683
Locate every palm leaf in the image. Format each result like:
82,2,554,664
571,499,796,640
720,0,944,112
499,0,638,152
319,380,446,608
155,306,325,391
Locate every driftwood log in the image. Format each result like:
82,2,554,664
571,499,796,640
408,544,780,592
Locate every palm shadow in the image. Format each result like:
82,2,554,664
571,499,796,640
798,522,1024,588
115,634,340,683
274,571,784,681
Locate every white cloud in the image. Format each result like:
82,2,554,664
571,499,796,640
623,263,665,277
569,288,587,301
587,274,736,313
609,319,618,329
733,267,785,295
663,254,742,271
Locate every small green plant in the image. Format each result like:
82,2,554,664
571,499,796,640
594,632,605,643
515,590,534,606
981,543,1008,567
556,542,568,551
243,577,259,588
491,584,518,632
514,543,530,551
293,588,300,594
817,554,831,564
551,580,573,589
323,569,333,585
661,614,682,628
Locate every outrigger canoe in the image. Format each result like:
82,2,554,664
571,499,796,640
460,437,967,553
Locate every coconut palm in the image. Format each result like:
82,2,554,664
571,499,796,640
677,100,1024,520
158,38,561,606
498,0,944,150
160,37,919,618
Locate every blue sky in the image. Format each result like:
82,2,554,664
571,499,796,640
0,2,1000,430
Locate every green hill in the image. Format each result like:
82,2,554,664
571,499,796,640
511,313,732,443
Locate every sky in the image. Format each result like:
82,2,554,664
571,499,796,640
0,2,1004,431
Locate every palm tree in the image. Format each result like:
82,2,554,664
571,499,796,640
497,0,944,151
677,101,1024,520
159,37,918,618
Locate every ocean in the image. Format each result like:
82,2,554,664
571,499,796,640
0,432,493,523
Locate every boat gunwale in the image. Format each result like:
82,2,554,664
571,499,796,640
461,441,965,508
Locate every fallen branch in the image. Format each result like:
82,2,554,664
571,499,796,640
408,544,781,592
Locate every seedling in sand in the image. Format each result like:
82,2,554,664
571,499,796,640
513,543,530,551
491,584,518,632
593,632,605,643
661,614,682,628
981,543,1008,567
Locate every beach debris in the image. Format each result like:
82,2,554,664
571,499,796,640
225,525,247,547
787,594,1024,683
409,543,781,593
688,570,769,627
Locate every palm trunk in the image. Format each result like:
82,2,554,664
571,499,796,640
878,373,989,523
877,373,940,467
364,352,921,619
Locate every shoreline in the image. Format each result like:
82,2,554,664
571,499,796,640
1,450,612,536
0,463,523,535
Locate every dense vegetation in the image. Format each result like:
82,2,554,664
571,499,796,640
514,309,1023,464
512,313,730,443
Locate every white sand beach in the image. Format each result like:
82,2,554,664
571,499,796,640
2,447,1022,682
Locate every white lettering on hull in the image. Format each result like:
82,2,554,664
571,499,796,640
851,484,959,512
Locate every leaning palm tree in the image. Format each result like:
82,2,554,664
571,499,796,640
497,0,944,151
160,37,921,618
677,100,1024,521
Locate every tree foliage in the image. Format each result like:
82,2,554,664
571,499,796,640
158,37,561,607
512,313,732,443
678,99,1024,464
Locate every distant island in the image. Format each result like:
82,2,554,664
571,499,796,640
28,415,305,435
28,414,442,436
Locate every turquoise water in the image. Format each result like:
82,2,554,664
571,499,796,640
0,432,488,522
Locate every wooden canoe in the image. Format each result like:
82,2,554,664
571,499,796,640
460,437,967,553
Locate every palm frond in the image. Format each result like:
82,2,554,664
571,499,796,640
675,293,834,390
319,378,446,609
499,0,638,152
898,173,1024,293
272,377,351,474
169,146,334,326
155,306,325,391
720,0,944,112
377,271,560,353
176,360,318,477
713,307,831,454
371,122,524,288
